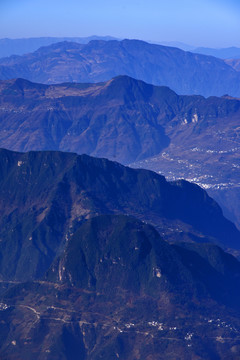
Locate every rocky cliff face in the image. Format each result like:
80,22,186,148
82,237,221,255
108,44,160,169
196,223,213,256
225,58,240,72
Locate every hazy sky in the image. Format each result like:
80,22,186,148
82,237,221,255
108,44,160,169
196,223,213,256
1,0,240,47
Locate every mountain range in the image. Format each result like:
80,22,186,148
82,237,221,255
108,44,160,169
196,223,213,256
0,36,119,58
1,39,240,97
1,150,240,359
0,75,239,230
1,37,240,61
1,36,240,359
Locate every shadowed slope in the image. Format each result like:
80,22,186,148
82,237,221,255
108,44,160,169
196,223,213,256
0,149,239,282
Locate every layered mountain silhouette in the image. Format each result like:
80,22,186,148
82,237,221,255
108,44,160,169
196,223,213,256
0,75,239,229
1,36,240,360
1,39,240,97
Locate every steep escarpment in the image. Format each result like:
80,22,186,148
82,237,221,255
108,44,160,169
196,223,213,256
0,149,239,282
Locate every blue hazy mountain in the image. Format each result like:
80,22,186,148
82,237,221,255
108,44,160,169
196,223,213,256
1,39,240,97
0,36,119,58
193,46,240,59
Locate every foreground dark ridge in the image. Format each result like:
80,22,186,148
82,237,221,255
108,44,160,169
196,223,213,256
1,39,240,97
1,149,240,359
1,214,240,359
0,148,239,283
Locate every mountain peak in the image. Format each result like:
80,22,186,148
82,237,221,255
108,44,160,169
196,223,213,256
35,40,84,54
102,75,177,102
0,78,47,97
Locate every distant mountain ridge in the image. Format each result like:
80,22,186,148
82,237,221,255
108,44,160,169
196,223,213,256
193,46,240,59
2,37,240,60
0,36,119,58
1,39,240,97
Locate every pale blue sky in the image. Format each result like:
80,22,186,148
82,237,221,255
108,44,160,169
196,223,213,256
0,0,240,47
